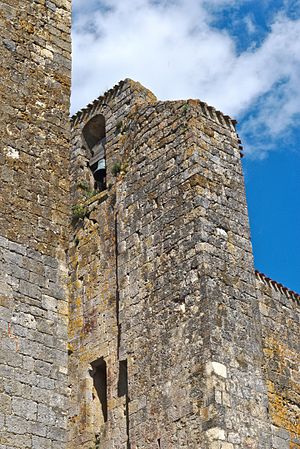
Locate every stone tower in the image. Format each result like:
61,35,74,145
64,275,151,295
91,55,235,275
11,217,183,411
69,80,299,449
0,0,71,447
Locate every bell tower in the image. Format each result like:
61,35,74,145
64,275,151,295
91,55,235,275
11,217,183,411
82,114,107,191
68,81,273,448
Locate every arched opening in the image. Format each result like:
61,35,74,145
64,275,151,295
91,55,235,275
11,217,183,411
82,115,106,191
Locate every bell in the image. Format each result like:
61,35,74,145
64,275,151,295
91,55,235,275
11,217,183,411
93,160,105,180
94,159,106,173
93,159,106,190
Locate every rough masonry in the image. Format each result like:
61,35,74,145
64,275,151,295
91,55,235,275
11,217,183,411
0,3,299,449
0,0,71,448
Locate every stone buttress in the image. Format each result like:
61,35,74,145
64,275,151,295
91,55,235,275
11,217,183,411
0,1,71,448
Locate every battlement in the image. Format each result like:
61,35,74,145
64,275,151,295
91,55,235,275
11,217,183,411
256,269,300,304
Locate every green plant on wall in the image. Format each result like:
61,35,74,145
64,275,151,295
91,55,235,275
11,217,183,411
77,180,89,191
182,102,189,114
85,189,98,199
71,203,87,221
115,120,123,134
111,161,122,176
77,181,97,199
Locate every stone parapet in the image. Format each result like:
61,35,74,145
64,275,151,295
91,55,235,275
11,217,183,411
256,270,300,304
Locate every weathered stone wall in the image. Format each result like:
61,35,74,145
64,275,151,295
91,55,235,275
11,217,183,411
256,273,300,449
116,98,272,449
68,80,157,449
68,191,118,448
0,1,71,447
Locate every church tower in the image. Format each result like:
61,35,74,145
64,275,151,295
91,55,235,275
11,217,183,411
68,80,273,449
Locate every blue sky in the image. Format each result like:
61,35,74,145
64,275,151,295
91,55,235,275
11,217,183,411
72,0,300,292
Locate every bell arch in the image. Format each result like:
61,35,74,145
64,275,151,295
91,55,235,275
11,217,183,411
82,114,106,191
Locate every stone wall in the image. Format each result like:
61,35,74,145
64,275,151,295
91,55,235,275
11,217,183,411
0,1,71,448
68,80,157,449
116,98,272,449
68,191,118,448
256,272,300,449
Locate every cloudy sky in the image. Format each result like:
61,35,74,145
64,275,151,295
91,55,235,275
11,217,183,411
72,0,300,291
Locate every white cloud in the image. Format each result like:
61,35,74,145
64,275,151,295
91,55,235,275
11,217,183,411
72,0,300,157
244,15,256,34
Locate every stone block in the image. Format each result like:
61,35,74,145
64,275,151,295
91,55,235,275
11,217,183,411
32,436,51,449
12,397,37,421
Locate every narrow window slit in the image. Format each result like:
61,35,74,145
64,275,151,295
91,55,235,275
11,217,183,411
118,359,128,397
118,359,130,448
90,357,108,423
